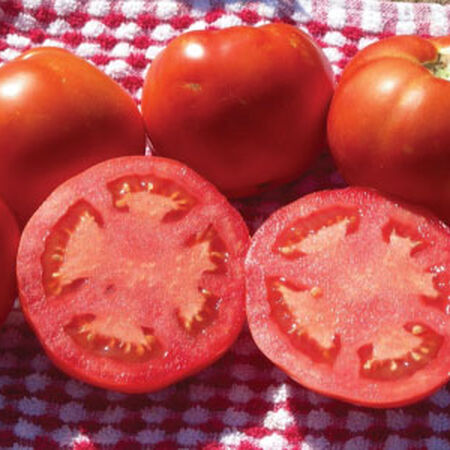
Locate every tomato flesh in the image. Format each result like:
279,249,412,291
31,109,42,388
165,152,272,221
246,188,450,407
17,156,249,392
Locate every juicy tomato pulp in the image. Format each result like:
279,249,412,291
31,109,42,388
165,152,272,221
17,156,249,392
0,197,20,327
246,188,450,407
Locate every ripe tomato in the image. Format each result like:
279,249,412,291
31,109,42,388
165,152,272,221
142,24,334,198
17,156,249,392
0,197,20,327
246,187,450,407
328,35,450,223
0,47,146,227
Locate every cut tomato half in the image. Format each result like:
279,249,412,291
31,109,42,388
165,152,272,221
17,156,249,393
246,187,450,407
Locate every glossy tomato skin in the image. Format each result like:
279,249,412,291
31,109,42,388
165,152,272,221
328,35,450,223
246,187,450,407
142,24,334,198
0,197,20,327
0,47,146,227
17,156,249,393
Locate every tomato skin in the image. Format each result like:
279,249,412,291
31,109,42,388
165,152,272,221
0,197,20,327
0,47,146,227
328,35,450,223
246,187,450,408
17,156,249,393
142,24,334,198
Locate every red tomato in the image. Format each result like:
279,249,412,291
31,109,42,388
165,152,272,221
142,24,334,198
328,35,450,223
0,197,20,327
0,47,146,227
17,156,249,392
246,187,450,407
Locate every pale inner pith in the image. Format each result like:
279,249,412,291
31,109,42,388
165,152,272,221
272,213,443,374
44,183,226,335
289,220,438,304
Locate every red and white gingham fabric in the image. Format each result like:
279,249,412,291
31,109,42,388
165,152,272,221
0,0,449,449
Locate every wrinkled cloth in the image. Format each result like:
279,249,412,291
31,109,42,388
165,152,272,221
0,0,449,448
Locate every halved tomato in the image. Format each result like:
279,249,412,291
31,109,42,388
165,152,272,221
17,156,249,392
246,187,450,407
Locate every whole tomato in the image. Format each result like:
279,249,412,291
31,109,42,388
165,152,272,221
142,24,334,198
328,35,450,222
0,47,146,226
0,196,19,327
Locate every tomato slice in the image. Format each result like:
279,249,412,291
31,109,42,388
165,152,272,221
17,156,249,393
246,187,450,407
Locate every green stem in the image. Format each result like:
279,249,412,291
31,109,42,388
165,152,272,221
424,51,450,81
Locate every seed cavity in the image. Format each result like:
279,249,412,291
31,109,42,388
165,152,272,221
185,224,229,274
358,322,443,381
107,174,197,222
64,314,162,363
178,288,221,335
381,219,426,255
381,219,444,307
422,264,449,313
273,206,360,259
42,201,104,297
267,277,341,365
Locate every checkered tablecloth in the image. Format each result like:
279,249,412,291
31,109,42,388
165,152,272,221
0,0,449,448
